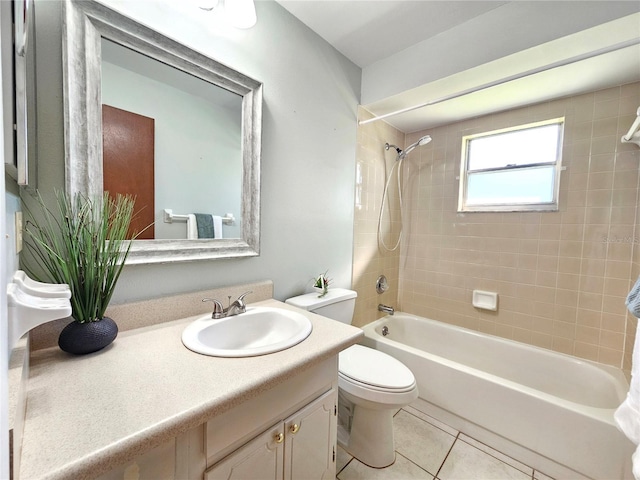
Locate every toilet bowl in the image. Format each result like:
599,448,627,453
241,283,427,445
337,344,418,467
285,289,418,468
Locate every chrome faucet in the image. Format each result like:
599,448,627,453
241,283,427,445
203,291,253,319
226,291,252,317
378,304,395,315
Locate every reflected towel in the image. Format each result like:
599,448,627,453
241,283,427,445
187,214,198,240
195,213,214,239
615,277,640,479
212,215,223,239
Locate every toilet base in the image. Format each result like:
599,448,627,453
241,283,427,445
340,404,396,468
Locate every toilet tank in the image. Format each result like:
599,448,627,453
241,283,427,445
285,288,357,325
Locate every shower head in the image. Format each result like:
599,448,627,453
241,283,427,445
402,135,432,157
385,135,431,160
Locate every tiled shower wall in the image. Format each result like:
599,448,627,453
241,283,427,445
352,107,405,327
397,82,640,369
354,83,640,370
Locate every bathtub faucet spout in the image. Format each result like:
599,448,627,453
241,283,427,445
378,304,395,315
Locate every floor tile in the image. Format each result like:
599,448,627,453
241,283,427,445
336,445,352,474
403,405,459,437
394,409,456,476
337,452,434,480
437,439,531,480
459,434,533,476
534,470,555,480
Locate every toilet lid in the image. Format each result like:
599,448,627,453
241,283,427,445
338,345,415,390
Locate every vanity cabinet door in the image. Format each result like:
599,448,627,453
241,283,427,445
205,423,284,480
206,388,337,480
284,389,337,480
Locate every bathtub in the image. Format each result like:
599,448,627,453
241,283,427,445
361,313,634,480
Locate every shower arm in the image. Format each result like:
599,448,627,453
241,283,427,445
385,136,431,160
385,143,402,155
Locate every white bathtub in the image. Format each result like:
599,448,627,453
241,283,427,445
361,313,634,479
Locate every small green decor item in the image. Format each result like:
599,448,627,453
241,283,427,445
24,191,136,355
313,270,332,298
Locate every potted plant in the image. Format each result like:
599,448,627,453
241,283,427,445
24,191,137,355
312,270,332,298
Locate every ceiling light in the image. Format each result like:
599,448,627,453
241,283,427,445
198,0,219,12
224,0,257,29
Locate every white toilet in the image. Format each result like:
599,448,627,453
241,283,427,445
285,288,418,468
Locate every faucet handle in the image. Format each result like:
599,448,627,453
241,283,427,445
235,291,253,305
202,298,224,319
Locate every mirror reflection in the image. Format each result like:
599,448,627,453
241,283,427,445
101,39,243,240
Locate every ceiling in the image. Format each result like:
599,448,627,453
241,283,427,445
276,1,508,69
276,1,640,133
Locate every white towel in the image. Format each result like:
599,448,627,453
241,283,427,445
615,322,640,480
628,276,640,318
186,214,198,240
212,215,223,239
615,279,640,480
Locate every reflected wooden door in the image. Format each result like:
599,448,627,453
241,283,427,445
102,104,155,239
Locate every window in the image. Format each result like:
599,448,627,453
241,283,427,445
458,118,564,212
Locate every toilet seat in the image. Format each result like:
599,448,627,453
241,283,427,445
339,344,415,391
338,372,418,408
338,345,418,407
338,373,416,393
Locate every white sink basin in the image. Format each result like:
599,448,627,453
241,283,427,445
181,306,313,357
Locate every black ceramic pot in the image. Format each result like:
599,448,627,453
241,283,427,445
58,317,118,355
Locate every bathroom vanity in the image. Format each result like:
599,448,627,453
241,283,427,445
12,298,362,479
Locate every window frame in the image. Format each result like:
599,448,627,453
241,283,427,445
458,118,565,213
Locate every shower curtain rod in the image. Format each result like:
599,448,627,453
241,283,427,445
359,37,640,126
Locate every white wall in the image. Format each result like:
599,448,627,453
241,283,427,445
361,1,640,105
30,0,360,303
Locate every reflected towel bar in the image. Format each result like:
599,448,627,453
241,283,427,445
163,209,235,225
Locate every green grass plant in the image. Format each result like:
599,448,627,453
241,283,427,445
24,191,136,323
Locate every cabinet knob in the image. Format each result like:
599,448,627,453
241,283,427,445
289,423,300,434
274,432,284,444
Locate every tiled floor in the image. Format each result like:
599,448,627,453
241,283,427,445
336,405,555,480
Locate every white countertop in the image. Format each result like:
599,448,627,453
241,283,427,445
16,299,362,480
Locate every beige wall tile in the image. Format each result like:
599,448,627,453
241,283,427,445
576,325,600,345
599,347,623,366
357,83,640,368
576,308,602,328
574,342,600,362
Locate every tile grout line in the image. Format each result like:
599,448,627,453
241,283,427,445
406,407,537,478
433,431,460,480
395,451,437,479
456,434,534,477
338,406,551,480
402,407,457,437
335,451,353,478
